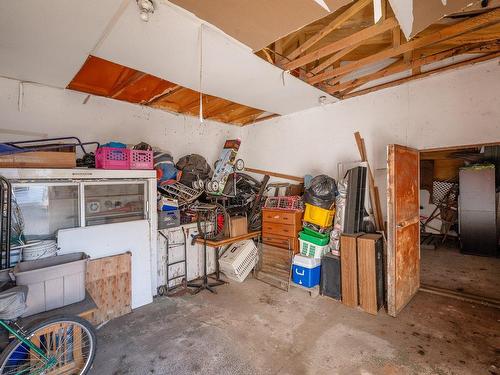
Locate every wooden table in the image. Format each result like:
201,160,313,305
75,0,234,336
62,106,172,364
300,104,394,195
194,231,261,281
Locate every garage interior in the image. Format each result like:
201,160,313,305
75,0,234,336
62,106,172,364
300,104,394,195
0,1,499,374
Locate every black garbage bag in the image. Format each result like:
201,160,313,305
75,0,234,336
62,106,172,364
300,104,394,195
176,154,212,187
303,174,338,209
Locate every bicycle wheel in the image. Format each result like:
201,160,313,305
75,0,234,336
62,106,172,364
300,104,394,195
0,315,96,375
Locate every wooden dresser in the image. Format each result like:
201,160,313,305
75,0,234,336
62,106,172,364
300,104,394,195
261,208,303,253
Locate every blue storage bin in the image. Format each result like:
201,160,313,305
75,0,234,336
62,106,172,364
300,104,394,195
292,254,321,288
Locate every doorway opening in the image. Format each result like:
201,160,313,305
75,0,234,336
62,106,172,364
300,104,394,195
419,143,500,303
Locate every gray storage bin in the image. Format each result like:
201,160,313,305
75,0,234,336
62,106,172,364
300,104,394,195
158,209,181,229
13,252,88,317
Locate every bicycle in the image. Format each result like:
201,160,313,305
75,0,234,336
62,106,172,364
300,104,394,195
0,286,97,374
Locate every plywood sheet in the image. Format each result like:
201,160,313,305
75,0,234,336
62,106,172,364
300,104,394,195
387,145,420,317
357,233,383,315
340,233,362,308
86,252,132,325
169,0,353,51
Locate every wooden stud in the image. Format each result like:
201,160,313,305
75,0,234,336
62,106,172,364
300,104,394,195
285,17,398,71
287,0,373,61
308,8,500,85
110,72,146,98
343,51,500,99
308,43,361,76
329,41,497,95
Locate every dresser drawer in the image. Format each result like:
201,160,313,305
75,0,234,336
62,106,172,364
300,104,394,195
262,222,298,237
262,233,299,252
262,209,302,226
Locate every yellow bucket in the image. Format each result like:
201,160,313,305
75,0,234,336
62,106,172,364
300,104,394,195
303,203,335,228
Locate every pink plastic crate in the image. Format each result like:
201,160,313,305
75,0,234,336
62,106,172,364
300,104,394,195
130,149,153,170
95,147,130,170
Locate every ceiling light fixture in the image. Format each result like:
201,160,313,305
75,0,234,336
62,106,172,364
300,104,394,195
137,0,155,22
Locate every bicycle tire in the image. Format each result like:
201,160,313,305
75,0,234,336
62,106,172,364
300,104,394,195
0,315,97,375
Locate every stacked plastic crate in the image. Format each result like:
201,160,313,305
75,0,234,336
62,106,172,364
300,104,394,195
292,175,337,289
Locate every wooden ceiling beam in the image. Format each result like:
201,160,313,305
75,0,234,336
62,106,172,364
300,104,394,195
328,41,498,95
284,17,398,71
308,8,500,85
342,51,500,99
110,72,146,98
286,0,373,61
146,85,182,105
204,102,241,118
228,108,263,123
308,43,361,76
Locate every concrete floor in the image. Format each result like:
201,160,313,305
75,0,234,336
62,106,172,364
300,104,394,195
90,278,500,375
421,244,500,300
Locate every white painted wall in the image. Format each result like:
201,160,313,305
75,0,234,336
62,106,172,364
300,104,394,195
239,60,500,218
0,76,241,163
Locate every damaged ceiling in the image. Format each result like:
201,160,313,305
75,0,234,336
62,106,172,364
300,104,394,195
253,0,500,99
68,56,275,126
168,0,354,51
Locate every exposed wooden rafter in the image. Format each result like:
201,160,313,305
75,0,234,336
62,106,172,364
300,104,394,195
308,8,500,85
286,0,372,61
253,0,499,106
343,51,500,99
284,17,398,71
68,56,273,126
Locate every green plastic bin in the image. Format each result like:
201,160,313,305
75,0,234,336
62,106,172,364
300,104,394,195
299,227,330,246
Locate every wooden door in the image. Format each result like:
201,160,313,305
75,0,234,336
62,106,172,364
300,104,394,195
387,144,420,317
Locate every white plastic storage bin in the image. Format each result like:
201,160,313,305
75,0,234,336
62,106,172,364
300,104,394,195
13,252,88,317
292,254,321,288
299,238,329,259
219,240,259,282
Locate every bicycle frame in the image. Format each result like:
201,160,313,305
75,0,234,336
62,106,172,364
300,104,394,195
0,319,56,374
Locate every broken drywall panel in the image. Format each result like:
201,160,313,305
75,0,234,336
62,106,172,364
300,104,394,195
0,0,124,88
388,0,486,40
166,0,353,51
95,0,335,115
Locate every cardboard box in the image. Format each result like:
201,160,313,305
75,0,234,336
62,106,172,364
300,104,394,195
225,216,248,238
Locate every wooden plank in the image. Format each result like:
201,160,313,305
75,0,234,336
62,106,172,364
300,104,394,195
286,0,372,61
357,234,383,315
284,17,398,71
244,167,304,182
308,43,361,76
0,151,76,168
354,132,384,231
308,8,500,84
85,252,132,325
328,42,492,94
387,145,420,317
110,72,146,98
340,233,362,307
146,85,182,105
194,231,261,247
343,51,500,99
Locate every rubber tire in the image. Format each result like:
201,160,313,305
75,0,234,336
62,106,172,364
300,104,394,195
235,159,245,171
0,315,97,375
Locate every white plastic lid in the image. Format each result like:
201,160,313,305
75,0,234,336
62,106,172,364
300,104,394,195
293,254,321,268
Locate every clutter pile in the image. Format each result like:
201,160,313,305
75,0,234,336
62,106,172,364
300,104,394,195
292,175,337,289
